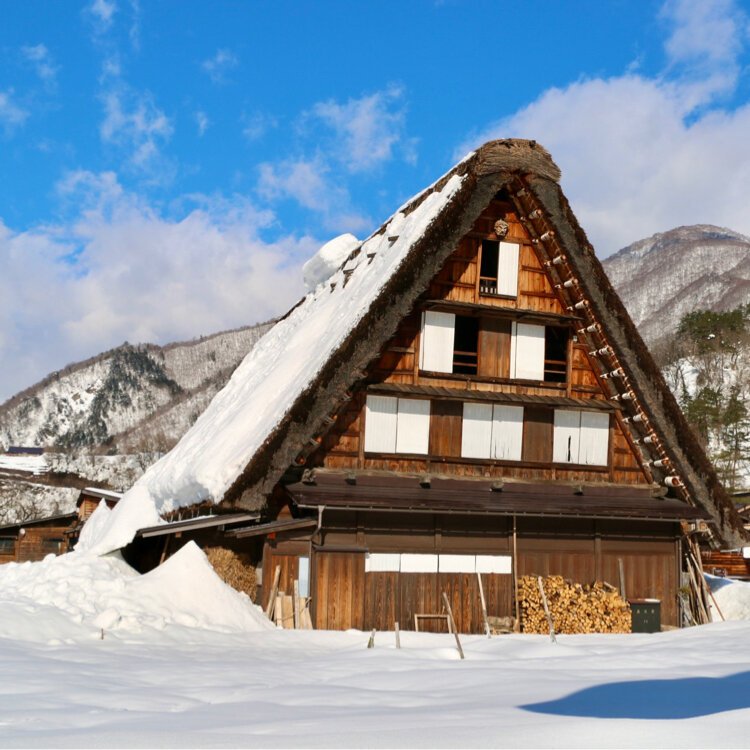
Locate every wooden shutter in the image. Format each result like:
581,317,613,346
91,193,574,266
579,411,610,465
553,409,581,463
461,402,493,458
364,395,398,453
419,311,455,373
478,318,511,378
395,398,430,454
491,405,524,460
496,242,520,297
512,323,546,380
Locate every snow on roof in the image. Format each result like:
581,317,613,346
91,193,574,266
85,171,466,555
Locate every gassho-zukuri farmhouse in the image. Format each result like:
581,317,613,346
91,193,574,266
78,139,746,632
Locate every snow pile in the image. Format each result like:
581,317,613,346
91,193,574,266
0,541,272,641
302,233,359,291
87,172,465,555
706,573,750,620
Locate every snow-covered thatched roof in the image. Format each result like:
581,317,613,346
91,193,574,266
87,139,746,554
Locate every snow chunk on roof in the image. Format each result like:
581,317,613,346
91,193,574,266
86,172,465,555
302,233,359,291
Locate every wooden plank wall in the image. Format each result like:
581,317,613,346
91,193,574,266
16,527,68,562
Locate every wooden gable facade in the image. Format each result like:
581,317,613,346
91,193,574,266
260,180,709,633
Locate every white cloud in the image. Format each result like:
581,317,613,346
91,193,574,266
0,173,318,401
456,0,750,256
308,85,415,172
201,49,238,84
257,157,370,234
89,0,117,31
242,112,277,141
100,87,173,177
195,111,209,137
21,44,58,87
0,90,29,135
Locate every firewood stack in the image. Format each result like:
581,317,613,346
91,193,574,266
518,575,631,634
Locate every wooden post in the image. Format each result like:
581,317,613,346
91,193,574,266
618,558,626,600
476,572,491,637
441,592,465,660
512,516,520,625
293,580,301,629
265,565,281,620
395,621,401,649
274,593,284,627
367,629,376,648
537,576,557,643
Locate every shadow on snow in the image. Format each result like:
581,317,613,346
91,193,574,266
522,671,750,719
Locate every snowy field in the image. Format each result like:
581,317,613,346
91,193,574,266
3,546,750,748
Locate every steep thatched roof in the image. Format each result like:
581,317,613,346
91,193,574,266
90,138,744,554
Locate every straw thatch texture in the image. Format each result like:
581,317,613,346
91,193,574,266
204,546,258,601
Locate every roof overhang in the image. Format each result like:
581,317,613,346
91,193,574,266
287,472,707,523
136,512,260,538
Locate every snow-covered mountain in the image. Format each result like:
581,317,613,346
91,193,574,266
0,322,273,454
602,225,750,346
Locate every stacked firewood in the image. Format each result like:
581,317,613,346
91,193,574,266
518,575,631,634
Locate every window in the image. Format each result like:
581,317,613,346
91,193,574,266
365,552,512,574
364,395,430,454
420,314,566,383
553,410,609,465
510,322,545,380
479,240,519,297
419,311,478,375
544,327,568,382
461,402,524,460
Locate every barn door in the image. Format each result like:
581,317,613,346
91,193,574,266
313,550,366,630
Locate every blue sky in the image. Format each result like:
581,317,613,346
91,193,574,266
2,0,750,402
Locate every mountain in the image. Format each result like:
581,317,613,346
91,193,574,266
0,322,273,454
602,225,750,346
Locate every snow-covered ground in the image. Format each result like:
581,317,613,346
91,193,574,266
3,546,750,747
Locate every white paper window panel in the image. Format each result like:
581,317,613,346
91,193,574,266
491,405,524,461
461,402,493,458
419,311,456,373
395,398,430,454
400,554,439,573
579,411,610,466
476,555,512,574
496,242,520,297
553,409,582,463
438,554,476,573
364,395,398,453
512,322,546,380
298,557,310,598
365,553,401,572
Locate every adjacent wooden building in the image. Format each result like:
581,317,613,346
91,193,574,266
119,139,746,632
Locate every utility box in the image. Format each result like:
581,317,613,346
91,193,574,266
629,598,661,633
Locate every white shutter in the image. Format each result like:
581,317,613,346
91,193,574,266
553,410,581,463
491,405,524,461
298,557,310,597
461,402,493,458
395,398,430,454
496,242,520,297
513,323,546,380
364,395,398,453
419,311,455,373
400,554,438,573
365,553,401,572
438,554,476,573
579,411,610,465
476,555,512,574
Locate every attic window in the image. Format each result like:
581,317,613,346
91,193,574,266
479,240,519,297
364,395,430,455
419,312,478,375
544,327,568,382
553,410,609,465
